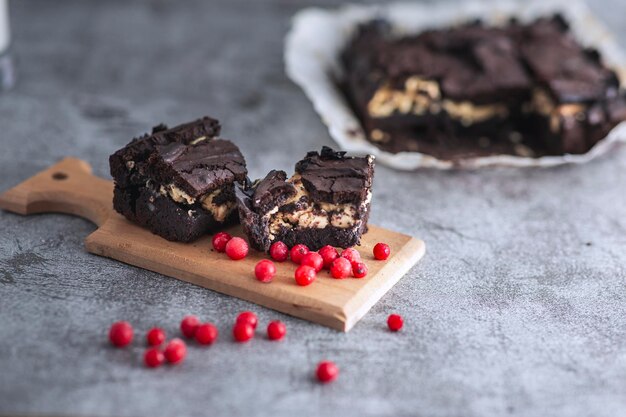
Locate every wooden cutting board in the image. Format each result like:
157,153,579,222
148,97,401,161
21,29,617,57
0,158,425,331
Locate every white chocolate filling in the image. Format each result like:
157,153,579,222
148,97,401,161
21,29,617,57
529,88,555,116
367,76,440,118
161,184,196,205
189,136,207,145
527,88,586,133
369,80,589,134
265,174,371,240
370,129,390,143
367,76,508,124
159,184,233,222
441,100,508,126
200,189,234,223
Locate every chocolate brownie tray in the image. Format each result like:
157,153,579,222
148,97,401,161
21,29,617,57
285,0,626,169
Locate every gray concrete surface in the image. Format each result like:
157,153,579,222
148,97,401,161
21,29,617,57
1,1,626,416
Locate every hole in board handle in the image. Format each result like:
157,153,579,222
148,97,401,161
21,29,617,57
52,172,68,180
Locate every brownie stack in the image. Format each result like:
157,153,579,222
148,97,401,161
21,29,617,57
236,147,375,252
342,16,626,158
109,117,247,242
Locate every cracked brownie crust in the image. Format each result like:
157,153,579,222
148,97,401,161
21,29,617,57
236,147,375,252
341,16,626,159
109,117,247,242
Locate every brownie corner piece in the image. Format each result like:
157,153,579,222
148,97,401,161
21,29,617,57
236,147,375,252
109,116,221,189
110,117,246,242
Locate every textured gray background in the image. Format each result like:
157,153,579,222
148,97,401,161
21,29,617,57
1,0,626,416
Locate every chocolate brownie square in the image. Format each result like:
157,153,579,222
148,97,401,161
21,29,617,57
236,147,375,252
110,117,247,242
341,16,626,158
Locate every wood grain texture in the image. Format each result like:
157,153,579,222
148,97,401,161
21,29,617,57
0,158,425,331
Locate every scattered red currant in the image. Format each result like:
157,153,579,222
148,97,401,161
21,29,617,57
318,245,339,269
212,232,232,253
236,311,258,329
316,361,339,383
144,347,165,368
290,244,310,264
195,323,219,345
109,321,133,347
267,321,286,341
301,252,323,272
295,265,316,286
254,259,276,283
373,243,391,260
164,338,187,364
225,237,249,260
269,241,289,262
233,322,255,342
146,327,166,346
352,262,368,278
330,257,352,279
341,247,361,264
387,314,403,331
180,315,200,338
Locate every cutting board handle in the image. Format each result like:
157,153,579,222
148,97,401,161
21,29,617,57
0,157,113,226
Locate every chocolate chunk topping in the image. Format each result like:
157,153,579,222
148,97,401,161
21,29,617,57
518,18,616,102
371,22,532,103
354,15,616,104
109,117,221,188
295,146,374,205
251,170,297,214
125,116,220,158
153,139,247,198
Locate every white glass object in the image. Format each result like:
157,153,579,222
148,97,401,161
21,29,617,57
0,0,14,90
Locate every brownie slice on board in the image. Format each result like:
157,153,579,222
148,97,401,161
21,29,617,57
236,147,375,252
109,117,247,242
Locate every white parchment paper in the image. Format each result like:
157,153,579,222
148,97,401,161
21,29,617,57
285,0,626,169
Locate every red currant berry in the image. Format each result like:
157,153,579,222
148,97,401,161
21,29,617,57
387,314,403,331
180,315,200,338
146,327,166,346
109,321,133,347
316,361,339,383
318,245,339,269
233,322,254,342
330,257,352,279
267,321,286,341
290,244,310,264
352,262,368,278
164,338,187,364
269,241,289,262
212,232,232,253
195,323,219,345
144,347,165,368
225,237,249,260
301,252,323,272
255,259,276,283
341,247,361,264
294,265,316,286
373,243,391,260
236,311,258,329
